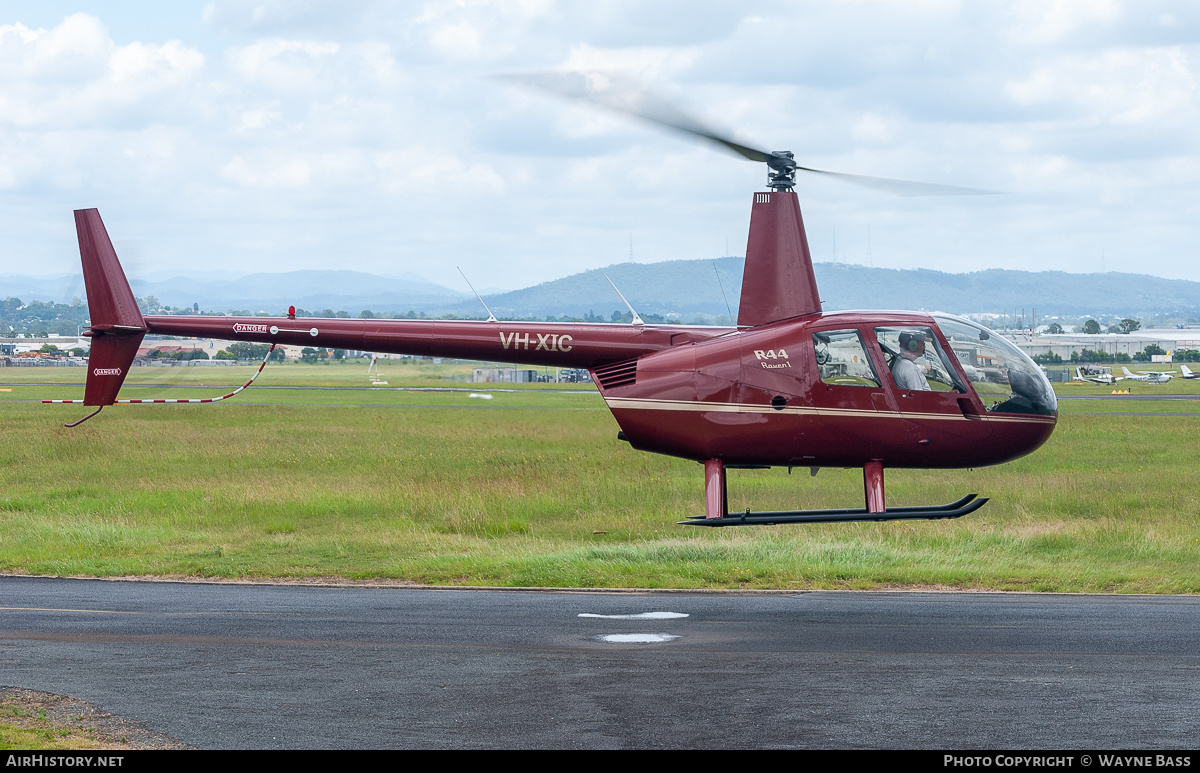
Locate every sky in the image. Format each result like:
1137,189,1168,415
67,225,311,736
0,0,1197,293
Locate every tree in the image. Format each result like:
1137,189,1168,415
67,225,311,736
1143,343,1166,357
215,350,237,360
1082,319,1101,335
228,342,270,360
38,344,60,353
1118,318,1141,334
1047,323,1064,334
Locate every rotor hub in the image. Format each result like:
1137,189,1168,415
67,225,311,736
767,151,796,191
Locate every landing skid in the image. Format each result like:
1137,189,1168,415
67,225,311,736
679,493,988,527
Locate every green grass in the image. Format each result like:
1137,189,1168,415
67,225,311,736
1,364,1198,592
0,359,595,391
1052,376,1200,396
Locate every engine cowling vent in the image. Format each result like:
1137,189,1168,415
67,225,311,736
593,359,638,390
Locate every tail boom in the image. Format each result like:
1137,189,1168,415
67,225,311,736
143,315,732,370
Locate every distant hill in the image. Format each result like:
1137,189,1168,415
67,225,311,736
1,271,467,315
810,265,1198,318
127,270,468,315
471,261,1200,320
476,257,745,320
5,261,1200,320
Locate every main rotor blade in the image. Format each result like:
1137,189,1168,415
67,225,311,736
500,71,1002,196
498,71,774,163
795,167,1001,197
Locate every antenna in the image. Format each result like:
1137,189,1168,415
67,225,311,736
604,273,644,326
713,262,734,326
866,225,872,268
458,267,498,323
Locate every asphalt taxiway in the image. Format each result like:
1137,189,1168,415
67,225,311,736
1,578,1197,749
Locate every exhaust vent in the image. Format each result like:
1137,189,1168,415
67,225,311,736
593,359,638,390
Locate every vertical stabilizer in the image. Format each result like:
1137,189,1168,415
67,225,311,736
75,209,146,406
737,191,821,327
76,209,144,331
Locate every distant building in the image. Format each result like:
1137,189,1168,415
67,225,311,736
558,368,592,383
473,368,539,383
1017,330,1200,361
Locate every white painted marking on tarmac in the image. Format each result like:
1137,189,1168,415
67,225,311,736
468,393,494,400
578,612,688,620
597,633,680,644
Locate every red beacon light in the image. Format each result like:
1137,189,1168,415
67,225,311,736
287,305,296,320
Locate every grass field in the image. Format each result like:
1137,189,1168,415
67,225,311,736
1,361,1197,592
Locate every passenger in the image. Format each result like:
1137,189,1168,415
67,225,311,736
892,331,931,391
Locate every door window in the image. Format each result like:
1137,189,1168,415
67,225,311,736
812,330,880,387
874,326,964,393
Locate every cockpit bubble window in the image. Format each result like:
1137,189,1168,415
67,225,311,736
812,329,880,387
874,326,964,393
931,313,1058,416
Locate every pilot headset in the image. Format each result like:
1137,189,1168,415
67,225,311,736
899,332,924,352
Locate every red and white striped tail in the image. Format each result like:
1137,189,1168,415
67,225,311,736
45,346,276,417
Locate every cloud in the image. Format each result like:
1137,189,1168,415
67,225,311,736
0,14,204,129
1,1,1199,292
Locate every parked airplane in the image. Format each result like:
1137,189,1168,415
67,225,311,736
1180,365,1198,379
1121,367,1173,384
1074,366,1121,385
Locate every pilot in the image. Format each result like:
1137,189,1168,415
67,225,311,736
892,331,931,391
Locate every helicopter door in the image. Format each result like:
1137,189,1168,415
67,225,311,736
809,328,892,456
872,325,990,443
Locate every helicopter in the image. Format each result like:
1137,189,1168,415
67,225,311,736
54,74,1058,527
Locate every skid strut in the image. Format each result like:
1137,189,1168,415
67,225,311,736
684,459,987,526
704,459,728,519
